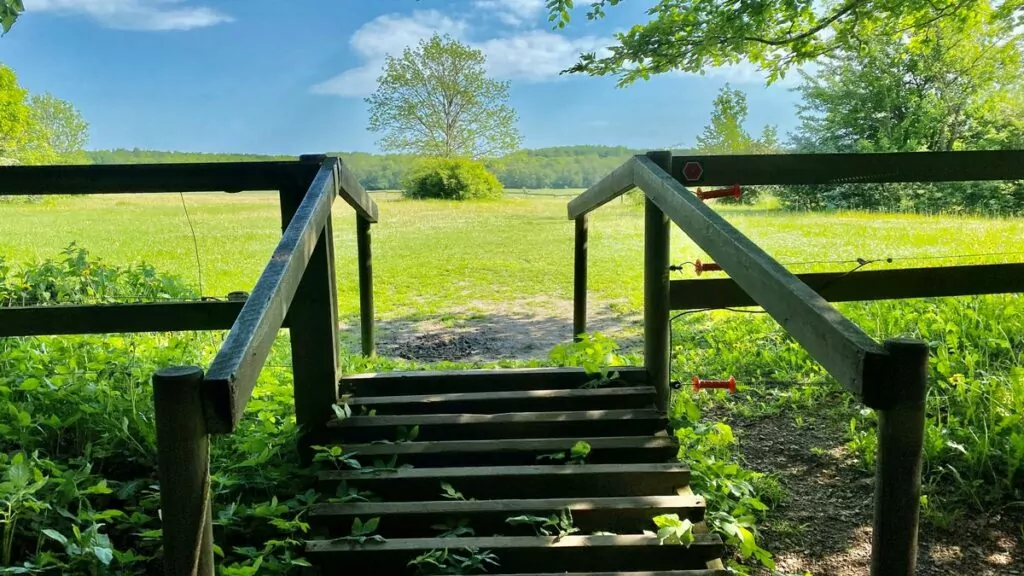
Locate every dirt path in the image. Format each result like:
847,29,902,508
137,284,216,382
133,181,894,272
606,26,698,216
726,403,1023,575
344,297,643,362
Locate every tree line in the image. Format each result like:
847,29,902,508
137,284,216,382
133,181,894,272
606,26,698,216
84,146,652,191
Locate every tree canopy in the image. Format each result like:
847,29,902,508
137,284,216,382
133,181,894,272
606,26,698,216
547,0,1024,84
1,0,22,34
695,85,778,155
0,64,90,164
366,34,521,159
791,3,1024,153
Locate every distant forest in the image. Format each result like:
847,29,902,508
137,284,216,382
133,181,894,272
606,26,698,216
85,146,697,190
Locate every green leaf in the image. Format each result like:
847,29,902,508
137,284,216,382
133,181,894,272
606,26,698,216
93,547,114,565
42,529,67,546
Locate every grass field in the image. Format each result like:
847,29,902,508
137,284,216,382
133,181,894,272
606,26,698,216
2,192,1023,574
2,193,1022,320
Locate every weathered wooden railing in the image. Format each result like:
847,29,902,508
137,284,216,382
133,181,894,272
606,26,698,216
0,155,379,576
569,149,1024,576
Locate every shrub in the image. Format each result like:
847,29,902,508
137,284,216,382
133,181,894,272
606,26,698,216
404,157,503,200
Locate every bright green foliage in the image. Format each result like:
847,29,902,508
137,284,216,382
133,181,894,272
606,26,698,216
549,332,623,386
548,0,1024,85
404,157,504,201
792,4,1024,154
0,0,22,34
652,513,694,546
696,85,777,155
780,4,1024,213
0,64,30,161
0,65,89,166
367,34,521,159
505,509,579,538
27,93,91,164
0,247,317,573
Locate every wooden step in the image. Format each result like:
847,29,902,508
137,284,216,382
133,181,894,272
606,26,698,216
328,409,667,442
339,436,679,468
341,366,647,396
311,494,705,537
306,534,725,573
346,387,657,415
318,463,691,500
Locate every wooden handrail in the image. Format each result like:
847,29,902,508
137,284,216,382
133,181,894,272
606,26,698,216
670,263,1024,310
567,157,639,219
203,158,340,434
632,155,888,398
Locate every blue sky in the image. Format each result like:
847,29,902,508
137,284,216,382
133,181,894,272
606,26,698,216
1,0,803,155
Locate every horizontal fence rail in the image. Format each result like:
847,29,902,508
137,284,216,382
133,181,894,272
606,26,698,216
671,149,1024,186
202,157,339,434
670,263,1024,310
0,301,250,337
0,161,321,195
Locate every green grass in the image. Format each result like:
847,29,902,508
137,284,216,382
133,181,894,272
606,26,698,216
2,194,1022,320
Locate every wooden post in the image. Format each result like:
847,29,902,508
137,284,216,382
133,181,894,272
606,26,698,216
870,338,929,576
281,179,339,459
644,151,673,412
152,366,214,576
357,215,376,356
573,215,589,341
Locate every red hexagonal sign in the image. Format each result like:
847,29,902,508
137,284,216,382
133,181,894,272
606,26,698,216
682,161,704,182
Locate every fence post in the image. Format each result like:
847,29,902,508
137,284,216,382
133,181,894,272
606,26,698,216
573,215,589,341
644,151,673,412
357,215,376,356
152,366,214,576
281,167,340,460
870,338,929,576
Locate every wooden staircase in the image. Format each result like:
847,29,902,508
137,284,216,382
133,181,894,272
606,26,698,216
303,367,727,574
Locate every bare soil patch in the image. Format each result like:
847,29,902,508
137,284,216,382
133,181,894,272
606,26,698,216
723,401,1024,575
346,297,643,362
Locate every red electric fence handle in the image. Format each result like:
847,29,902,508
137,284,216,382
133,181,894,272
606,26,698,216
694,259,722,276
692,376,737,394
695,184,742,201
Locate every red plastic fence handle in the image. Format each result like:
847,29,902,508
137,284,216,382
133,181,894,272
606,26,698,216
694,259,723,276
695,184,741,201
692,375,737,393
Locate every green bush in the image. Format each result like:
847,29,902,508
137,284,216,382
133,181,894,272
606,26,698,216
404,157,503,200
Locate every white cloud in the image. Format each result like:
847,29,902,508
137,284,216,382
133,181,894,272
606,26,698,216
311,10,609,98
473,0,546,26
26,0,231,31
310,11,466,98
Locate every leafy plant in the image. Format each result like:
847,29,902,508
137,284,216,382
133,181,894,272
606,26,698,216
505,509,579,540
440,482,467,501
311,445,362,471
396,425,420,443
652,513,694,546
549,332,623,388
535,441,591,465
408,547,499,575
342,517,385,545
431,518,475,539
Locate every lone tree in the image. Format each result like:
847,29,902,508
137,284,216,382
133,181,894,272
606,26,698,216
366,34,521,159
696,85,778,155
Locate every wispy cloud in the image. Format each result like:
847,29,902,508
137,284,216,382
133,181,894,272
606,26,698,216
311,10,608,98
472,0,546,26
26,0,232,31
